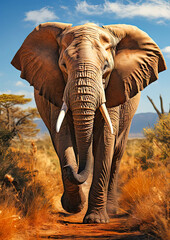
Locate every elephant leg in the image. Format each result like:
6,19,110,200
106,125,131,216
50,110,86,213
107,94,140,216
84,108,119,223
35,91,86,213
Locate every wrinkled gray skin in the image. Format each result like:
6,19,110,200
35,90,140,224
11,23,166,223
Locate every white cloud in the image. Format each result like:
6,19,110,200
162,46,170,53
60,6,68,10
104,0,170,19
76,0,170,20
16,81,26,87
162,46,170,58
156,20,166,25
78,20,100,26
24,7,59,25
76,1,102,15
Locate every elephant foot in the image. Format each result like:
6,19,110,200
83,209,110,224
61,188,86,213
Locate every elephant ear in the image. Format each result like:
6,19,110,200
103,24,166,107
11,22,72,107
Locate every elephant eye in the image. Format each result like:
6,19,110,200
103,60,111,81
103,64,107,70
103,61,109,71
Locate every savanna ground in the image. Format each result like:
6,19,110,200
0,114,169,240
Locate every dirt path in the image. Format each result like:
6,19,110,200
37,212,145,240
33,179,146,240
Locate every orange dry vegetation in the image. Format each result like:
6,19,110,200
0,205,21,240
0,137,63,239
119,168,169,236
0,130,169,239
118,133,169,240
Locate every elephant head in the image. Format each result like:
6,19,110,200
11,22,166,185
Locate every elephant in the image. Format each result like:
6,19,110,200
11,22,166,223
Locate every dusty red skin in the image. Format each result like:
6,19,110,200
11,22,166,223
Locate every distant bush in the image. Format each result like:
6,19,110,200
144,113,170,162
125,113,170,170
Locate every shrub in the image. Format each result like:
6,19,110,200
119,113,170,239
119,168,169,239
125,114,170,170
144,113,170,162
0,139,62,238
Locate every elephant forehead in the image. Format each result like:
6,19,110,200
64,27,99,40
76,28,99,39
63,25,110,43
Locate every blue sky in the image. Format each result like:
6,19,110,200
0,0,170,113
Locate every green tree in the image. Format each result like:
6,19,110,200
0,94,40,148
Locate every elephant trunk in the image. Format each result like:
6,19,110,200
63,64,105,185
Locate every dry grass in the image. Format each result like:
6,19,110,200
0,204,21,240
0,114,169,239
0,136,63,239
119,138,170,240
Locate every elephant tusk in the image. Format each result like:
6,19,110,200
99,103,114,135
56,102,68,133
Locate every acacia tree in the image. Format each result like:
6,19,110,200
0,94,40,147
